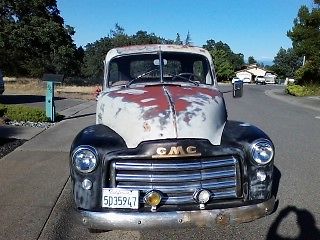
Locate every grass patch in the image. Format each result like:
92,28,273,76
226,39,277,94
285,84,320,97
0,103,49,122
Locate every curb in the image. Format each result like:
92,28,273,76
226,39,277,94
265,89,320,113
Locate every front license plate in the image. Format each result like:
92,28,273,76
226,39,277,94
102,188,139,209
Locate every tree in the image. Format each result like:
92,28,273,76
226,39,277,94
203,39,245,80
271,47,302,79
174,33,183,45
287,1,320,83
81,26,166,80
185,31,192,46
248,56,257,64
0,0,80,77
209,49,234,81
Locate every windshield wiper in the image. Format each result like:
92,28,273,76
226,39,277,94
126,68,159,88
170,73,200,86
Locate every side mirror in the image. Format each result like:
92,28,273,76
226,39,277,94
233,80,243,98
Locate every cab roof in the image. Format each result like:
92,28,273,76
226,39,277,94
104,44,212,62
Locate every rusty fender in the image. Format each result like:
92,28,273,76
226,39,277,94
78,197,275,230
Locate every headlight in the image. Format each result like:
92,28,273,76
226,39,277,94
72,146,98,173
251,140,274,165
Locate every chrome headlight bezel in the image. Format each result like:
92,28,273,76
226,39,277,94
72,146,98,173
250,139,274,165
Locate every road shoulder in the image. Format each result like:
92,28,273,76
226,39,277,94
265,89,320,113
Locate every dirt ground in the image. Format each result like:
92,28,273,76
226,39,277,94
3,79,97,100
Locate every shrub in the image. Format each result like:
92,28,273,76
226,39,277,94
1,104,49,122
0,104,6,117
285,85,306,96
286,84,320,97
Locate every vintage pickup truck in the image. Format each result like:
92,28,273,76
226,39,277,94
70,44,275,231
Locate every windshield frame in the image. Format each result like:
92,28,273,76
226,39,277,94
105,51,215,88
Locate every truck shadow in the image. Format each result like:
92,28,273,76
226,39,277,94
266,206,320,240
272,166,281,212
63,113,95,120
0,95,65,104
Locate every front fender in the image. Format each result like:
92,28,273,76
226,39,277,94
70,124,127,210
221,120,275,200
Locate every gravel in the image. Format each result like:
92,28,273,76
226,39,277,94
7,120,55,129
0,138,26,159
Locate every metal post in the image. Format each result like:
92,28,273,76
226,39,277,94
45,81,55,122
43,74,63,122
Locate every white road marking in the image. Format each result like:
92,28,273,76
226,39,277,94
315,116,320,119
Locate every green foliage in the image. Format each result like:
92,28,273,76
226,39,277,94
0,104,49,122
0,104,6,116
185,31,192,46
81,24,168,80
248,56,257,64
203,40,245,81
287,1,320,84
0,0,82,77
271,47,302,79
174,33,183,45
210,49,234,81
285,84,306,96
286,84,320,96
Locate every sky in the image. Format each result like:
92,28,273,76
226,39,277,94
57,0,313,64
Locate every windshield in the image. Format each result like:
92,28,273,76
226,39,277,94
107,52,213,87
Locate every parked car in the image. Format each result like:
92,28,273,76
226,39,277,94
265,78,275,84
242,77,251,83
0,69,4,94
70,44,275,231
255,76,266,85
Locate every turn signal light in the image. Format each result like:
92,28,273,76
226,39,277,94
144,190,162,206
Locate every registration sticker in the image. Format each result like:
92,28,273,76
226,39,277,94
102,188,139,209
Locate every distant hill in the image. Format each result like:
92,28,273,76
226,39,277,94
258,58,273,66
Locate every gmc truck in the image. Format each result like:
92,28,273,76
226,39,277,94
70,44,275,231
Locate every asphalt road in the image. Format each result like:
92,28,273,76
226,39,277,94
5,85,320,239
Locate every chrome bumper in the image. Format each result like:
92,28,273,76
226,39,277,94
78,197,275,230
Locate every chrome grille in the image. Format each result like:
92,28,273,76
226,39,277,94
110,156,241,205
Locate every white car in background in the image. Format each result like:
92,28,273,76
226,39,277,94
264,76,276,84
242,77,251,83
232,77,251,84
255,76,266,85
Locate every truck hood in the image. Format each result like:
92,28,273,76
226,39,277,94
97,85,227,148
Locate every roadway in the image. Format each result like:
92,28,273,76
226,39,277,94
1,84,320,239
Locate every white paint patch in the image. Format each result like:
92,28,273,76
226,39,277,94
175,95,226,146
141,98,156,103
315,116,320,120
116,89,146,95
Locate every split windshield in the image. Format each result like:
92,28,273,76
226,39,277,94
108,52,213,86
